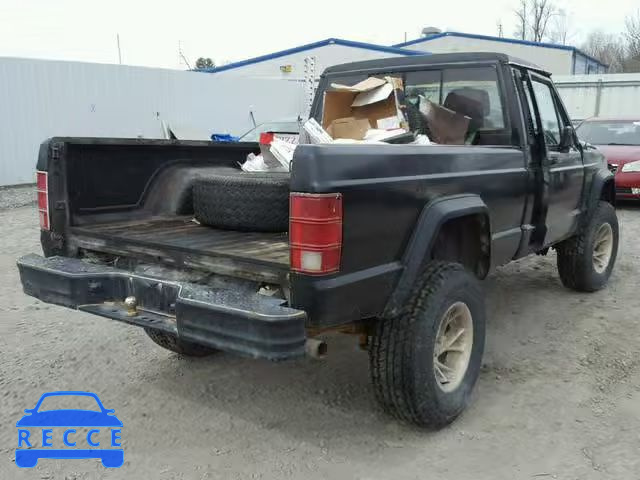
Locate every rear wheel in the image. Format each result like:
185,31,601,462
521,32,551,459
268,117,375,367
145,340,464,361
369,262,486,429
556,201,618,292
144,328,218,357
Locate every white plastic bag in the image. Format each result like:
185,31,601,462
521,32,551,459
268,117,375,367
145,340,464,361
240,153,287,172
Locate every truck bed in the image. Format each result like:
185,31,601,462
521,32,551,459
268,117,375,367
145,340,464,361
70,216,290,283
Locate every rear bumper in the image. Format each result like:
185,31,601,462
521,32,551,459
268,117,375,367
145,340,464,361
17,254,306,360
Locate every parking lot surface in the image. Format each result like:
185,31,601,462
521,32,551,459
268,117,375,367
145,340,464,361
1,198,639,479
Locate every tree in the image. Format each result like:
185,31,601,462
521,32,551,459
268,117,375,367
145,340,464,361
195,57,215,70
581,31,628,73
514,0,529,40
513,0,558,42
530,0,556,42
625,10,640,70
546,9,573,45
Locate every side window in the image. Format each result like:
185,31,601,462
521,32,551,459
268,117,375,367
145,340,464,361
530,80,562,145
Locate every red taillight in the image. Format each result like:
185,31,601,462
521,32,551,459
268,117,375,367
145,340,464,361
36,171,49,230
259,132,275,145
290,193,342,275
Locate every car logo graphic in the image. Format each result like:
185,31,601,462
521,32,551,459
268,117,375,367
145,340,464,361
15,391,123,468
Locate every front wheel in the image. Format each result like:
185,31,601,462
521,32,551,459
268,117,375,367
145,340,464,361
369,262,486,429
556,201,619,292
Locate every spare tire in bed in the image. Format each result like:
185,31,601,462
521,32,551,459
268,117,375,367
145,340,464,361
193,172,289,232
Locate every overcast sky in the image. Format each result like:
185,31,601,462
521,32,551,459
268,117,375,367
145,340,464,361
0,0,637,69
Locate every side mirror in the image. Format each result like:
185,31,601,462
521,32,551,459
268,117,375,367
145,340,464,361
23,409,33,414
559,125,576,151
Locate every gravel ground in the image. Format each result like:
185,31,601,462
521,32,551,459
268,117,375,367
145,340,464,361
0,184,35,210
1,199,640,479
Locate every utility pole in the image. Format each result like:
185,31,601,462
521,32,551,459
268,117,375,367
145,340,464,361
178,41,191,70
116,34,122,64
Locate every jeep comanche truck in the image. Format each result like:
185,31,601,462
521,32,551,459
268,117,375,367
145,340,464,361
17,53,618,428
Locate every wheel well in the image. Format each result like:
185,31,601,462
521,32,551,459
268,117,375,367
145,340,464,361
430,214,491,279
600,178,616,207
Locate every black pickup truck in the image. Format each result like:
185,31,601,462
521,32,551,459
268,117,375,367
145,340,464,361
18,53,618,428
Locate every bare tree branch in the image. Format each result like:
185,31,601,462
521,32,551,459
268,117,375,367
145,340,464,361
581,31,628,73
514,0,529,40
514,0,557,42
626,10,640,59
531,0,556,42
546,9,573,45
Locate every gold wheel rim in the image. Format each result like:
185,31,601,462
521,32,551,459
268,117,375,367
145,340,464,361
434,302,474,393
593,223,613,274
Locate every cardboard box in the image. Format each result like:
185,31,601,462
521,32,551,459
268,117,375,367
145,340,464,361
330,76,387,93
322,76,406,140
326,117,371,140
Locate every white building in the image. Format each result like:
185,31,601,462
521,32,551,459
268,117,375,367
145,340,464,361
204,32,607,79
393,31,607,76
201,38,421,79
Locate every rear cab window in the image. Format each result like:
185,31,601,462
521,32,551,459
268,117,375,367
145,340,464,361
319,65,514,147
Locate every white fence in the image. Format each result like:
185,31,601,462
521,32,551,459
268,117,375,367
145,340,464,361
0,57,306,186
554,73,640,120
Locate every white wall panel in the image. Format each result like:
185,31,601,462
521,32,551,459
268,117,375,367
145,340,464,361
0,57,306,185
554,73,640,120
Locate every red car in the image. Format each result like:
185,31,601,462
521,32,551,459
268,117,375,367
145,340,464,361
576,117,640,200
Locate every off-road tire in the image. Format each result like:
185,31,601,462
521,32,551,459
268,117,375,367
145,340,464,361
556,201,618,292
193,172,289,232
144,328,218,357
369,262,486,429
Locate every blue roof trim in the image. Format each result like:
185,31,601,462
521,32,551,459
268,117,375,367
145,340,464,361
392,32,607,69
198,38,422,73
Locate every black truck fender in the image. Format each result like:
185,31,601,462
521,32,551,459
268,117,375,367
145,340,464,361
383,194,490,318
561,168,614,242
585,169,615,212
